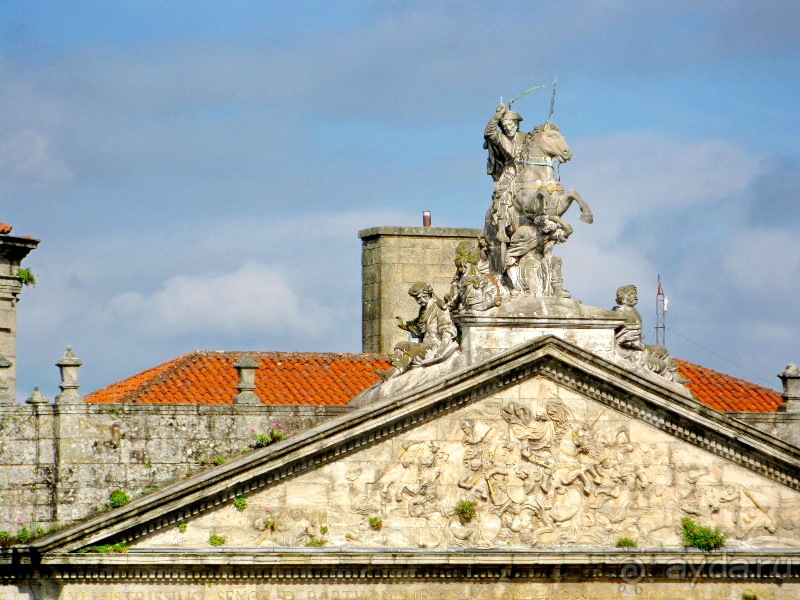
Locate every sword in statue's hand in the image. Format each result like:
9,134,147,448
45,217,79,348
506,85,546,108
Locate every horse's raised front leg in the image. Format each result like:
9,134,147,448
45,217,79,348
566,189,593,224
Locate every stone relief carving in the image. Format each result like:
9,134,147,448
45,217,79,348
612,285,689,383
134,386,800,551
336,397,800,549
483,104,592,299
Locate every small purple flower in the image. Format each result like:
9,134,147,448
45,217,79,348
250,426,257,432
270,422,277,428
265,508,271,513
16,515,24,524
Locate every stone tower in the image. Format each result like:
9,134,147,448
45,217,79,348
0,223,40,402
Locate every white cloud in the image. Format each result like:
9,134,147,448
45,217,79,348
0,129,73,188
568,131,761,232
722,227,800,299
102,261,327,339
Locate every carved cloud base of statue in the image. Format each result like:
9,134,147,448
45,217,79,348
352,351,465,407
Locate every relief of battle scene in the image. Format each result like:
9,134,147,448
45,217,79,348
133,382,800,551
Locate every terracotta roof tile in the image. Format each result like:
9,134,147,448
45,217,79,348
86,351,390,406
86,351,781,412
0,223,11,235
676,359,782,412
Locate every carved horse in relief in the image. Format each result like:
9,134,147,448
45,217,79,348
510,122,593,229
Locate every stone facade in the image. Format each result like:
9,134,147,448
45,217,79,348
8,336,799,600
134,376,800,551
359,226,482,354
0,403,349,532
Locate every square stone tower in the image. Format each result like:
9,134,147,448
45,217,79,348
0,225,40,402
359,225,481,354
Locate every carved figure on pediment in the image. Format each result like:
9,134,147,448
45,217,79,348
676,467,737,520
613,285,689,384
736,488,778,540
445,240,502,313
378,441,445,515
483,103,592,295
502,399,570,458
378,282,459,381
457,419,507,505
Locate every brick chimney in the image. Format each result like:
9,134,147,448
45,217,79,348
0,223,40,402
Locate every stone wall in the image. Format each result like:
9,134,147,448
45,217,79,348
732,411,800,449
0,403,350,533
359,226,482,354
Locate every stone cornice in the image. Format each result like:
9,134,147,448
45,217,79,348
358,226,482,240
0,234,40,262
4,549,800,583
454,315,625,328
28,336,800,556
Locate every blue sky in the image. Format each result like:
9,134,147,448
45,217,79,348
1,0,799,400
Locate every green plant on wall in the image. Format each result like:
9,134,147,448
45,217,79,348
615,537,637,548
254,428,287,448
209,534,226,546
368,517,383,531
233,496,247,511
15,526,31,544
681,518,725,551
17,268,35,286
77,542,129,554
109,489,131,508
454,500,475,525
305,525,328,547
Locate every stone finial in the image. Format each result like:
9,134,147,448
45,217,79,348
0,352,11,403
55,346,84,404
778,364,800,413
233,354,261,405
26,386,49,405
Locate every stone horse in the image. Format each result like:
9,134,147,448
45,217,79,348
510,122,593,229
484,122,593,285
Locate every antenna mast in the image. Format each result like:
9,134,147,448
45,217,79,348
655,275,666,345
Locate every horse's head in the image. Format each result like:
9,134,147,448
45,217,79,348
531,122,572,163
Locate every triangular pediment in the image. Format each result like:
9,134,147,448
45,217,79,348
31,336,800,556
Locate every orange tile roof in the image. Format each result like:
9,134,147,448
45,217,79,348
0,223,12,235
676,359,782,412
85,351,391,405
85,351,781,412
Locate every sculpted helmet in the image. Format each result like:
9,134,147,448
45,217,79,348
501,110,523,122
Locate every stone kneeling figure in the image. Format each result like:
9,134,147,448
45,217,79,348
445,239,501,313
377,282,460,381
613,285,688,384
